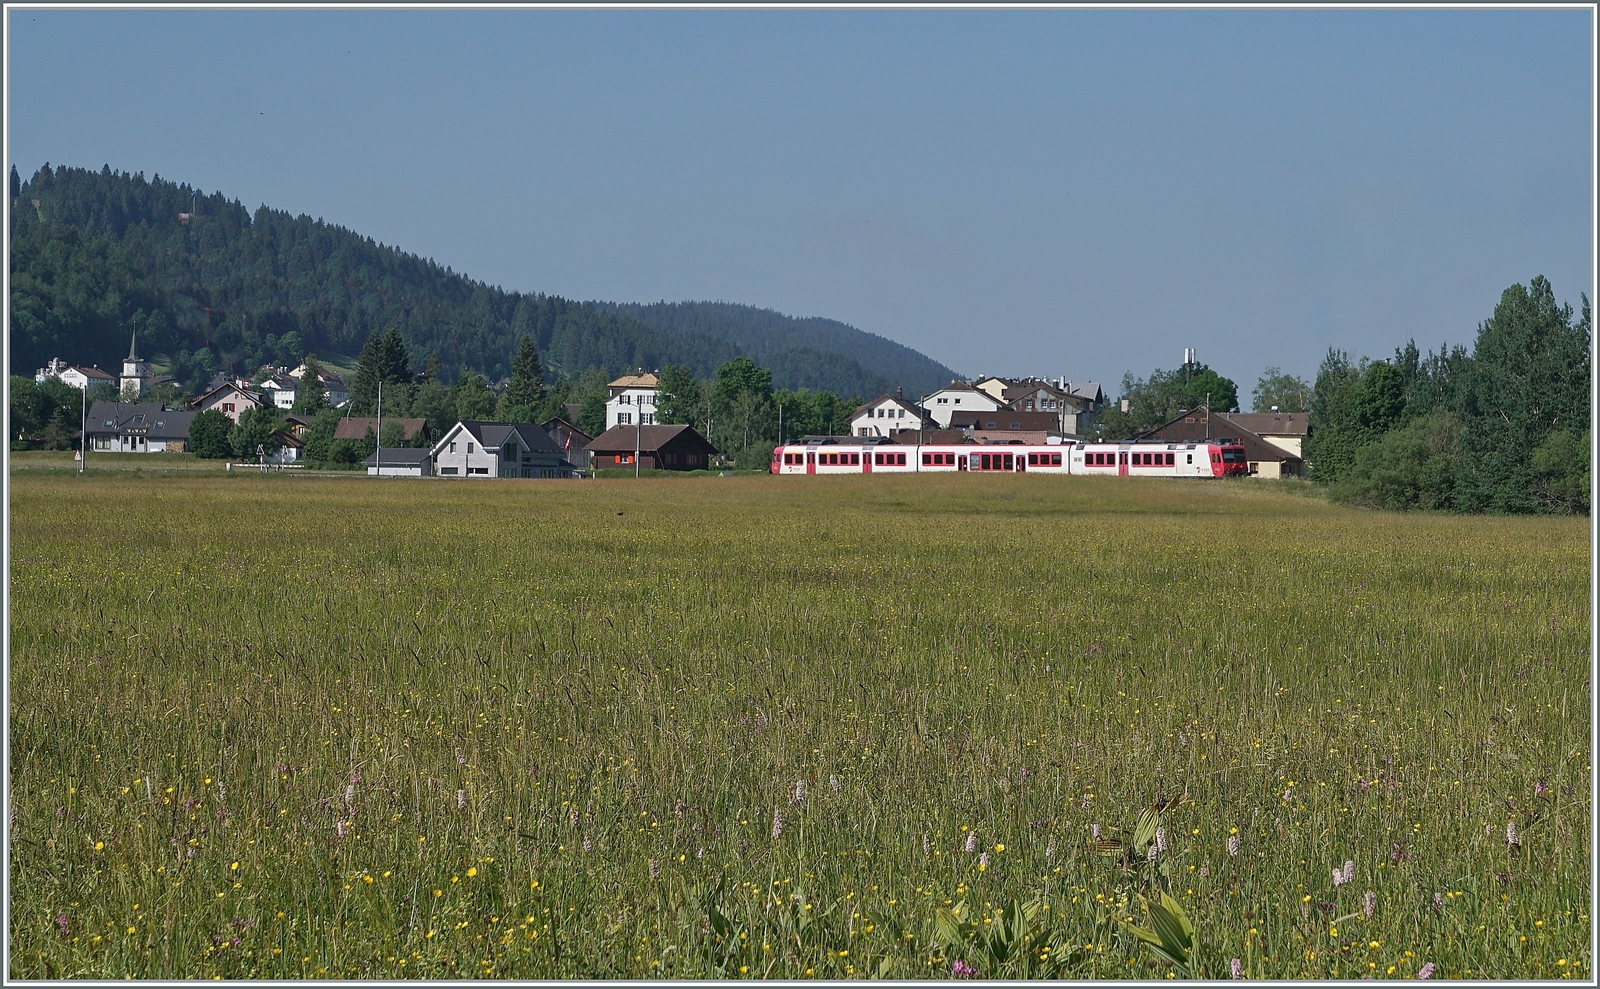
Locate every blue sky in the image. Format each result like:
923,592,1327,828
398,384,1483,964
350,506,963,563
6,8,1593,399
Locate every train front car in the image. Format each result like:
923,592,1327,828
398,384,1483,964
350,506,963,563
1216,442,1249,477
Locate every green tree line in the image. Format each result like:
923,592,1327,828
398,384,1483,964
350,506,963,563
1099,276,1589,515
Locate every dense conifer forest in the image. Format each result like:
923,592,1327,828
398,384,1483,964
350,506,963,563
7,164,959,395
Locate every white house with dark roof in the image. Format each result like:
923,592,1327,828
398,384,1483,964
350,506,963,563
83,401,196,453
848,392,936,437
36,358,118,391
431,421,578,478
919,381,1005,428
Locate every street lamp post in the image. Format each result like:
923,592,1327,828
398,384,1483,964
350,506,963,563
375,380,383,478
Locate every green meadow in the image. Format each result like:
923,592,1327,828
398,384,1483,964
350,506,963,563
7,471,1590,979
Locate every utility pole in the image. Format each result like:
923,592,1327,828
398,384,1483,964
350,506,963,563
634,407,642,478
1205,392,1211,439
375,379,383,478
79,385,86,474
777,404,783,447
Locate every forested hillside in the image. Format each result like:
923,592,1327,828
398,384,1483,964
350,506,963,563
600,301,959,398
8,164,956,394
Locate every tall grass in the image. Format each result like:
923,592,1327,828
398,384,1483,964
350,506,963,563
8,473,1590,978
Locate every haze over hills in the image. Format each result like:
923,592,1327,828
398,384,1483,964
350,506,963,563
8,164,962,398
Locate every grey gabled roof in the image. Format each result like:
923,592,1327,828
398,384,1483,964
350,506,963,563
455,421,567,456
84,401,196,440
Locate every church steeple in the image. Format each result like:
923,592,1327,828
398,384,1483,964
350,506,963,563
121,326,148,398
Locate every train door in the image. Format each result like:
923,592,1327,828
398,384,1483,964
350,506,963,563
805,451,816,474
863,450,873,473
1118,451,1129,476
958,453,968,471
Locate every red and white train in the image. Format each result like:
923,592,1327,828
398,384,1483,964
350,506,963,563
772,439,1249,478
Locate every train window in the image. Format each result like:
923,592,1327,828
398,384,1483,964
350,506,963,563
980,454,991,470
851,453,861,465
922,453,931,466
1186,454,1193,464
1142,453,1152,465
896,453,906,465
1167,453,1175,465
1003,454,1013,469
1027,453,1037,465
1052,453,1062,465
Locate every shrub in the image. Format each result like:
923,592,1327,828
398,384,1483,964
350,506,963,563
188,409,234,459
1329,411,1461,511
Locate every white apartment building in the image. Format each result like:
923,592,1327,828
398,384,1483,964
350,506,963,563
605,372,659,431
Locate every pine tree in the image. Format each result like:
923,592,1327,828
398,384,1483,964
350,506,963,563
496,336,546,422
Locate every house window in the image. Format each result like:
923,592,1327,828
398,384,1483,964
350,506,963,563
620,394,631,404
642,413,654,425
619,412,632,425
449,441,457,453
467,442,475,453
223,403,234,413
440,466,459,475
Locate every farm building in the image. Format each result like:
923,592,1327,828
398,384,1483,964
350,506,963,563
1135,405,1306,478
584,424,717,471
431,421,577,478
332,417,431,445
364,447,434,477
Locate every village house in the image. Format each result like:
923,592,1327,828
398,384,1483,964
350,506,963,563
257,373,298,410
949,410,1063,434
605,372,660,431
919,381,1006,428
848,392,936,438
82,401,196,453
431,421,576,478
287,364,349,406
35,358,118,391
332,417,431,445
584,424,717,471
192,382,265,424
540,417,594,470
